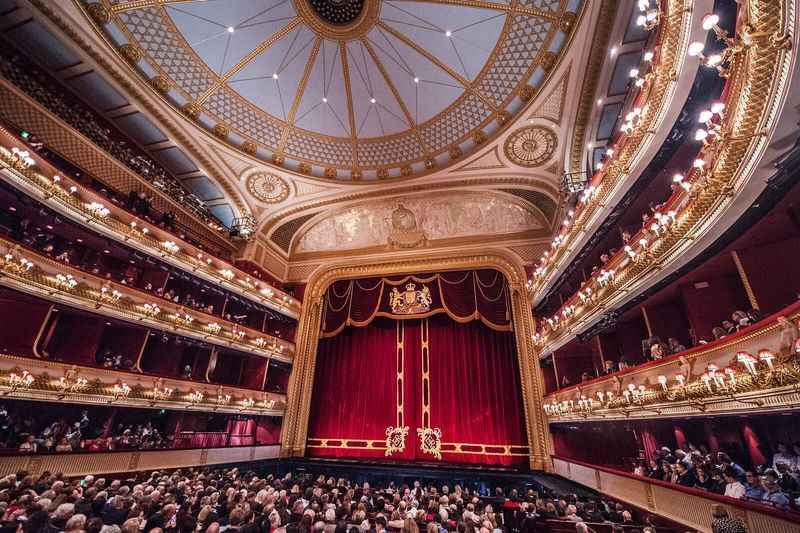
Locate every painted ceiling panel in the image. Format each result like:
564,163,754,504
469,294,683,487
87,0,580,172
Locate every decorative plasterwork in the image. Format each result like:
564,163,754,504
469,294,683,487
451,146,508,172
294,191,548,254
246,172,290,204
76,0,585,178
529,64,570,123
503,125,558,167
0,354,286,417
0,131,300,317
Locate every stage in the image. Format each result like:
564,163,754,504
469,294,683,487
259,457,597,499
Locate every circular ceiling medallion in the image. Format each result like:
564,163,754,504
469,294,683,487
309,0,365,25
293,0,380,41
504,126,557,167
246,173,290,203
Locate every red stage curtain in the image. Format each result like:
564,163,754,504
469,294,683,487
425,316,527,466
307,316,528,466
307,319,399,460
321,270,511,337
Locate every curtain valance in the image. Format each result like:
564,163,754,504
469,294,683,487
321,270,511,337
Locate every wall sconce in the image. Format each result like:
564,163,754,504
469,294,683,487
54,274,78,290
187,390,204,405
143,303,161,317
6,370,35,394
111,381,131,402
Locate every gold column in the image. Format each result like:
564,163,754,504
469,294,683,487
510,286,552,471
280,296,323,457
731,250,760,310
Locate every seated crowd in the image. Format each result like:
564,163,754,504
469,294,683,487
0,204,295,340
632,443,800,511
0,404,168,455
566,306,782,386
0,467,682,533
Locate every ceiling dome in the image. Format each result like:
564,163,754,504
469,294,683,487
98,0,578,178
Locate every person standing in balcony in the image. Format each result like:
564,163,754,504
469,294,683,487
772,441,796,470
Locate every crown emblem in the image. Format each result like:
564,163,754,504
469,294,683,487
405,283,416,291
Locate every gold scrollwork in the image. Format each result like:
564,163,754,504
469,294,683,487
417,426,443,460
384,425,409,456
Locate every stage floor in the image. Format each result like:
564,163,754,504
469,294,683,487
255,457,596,499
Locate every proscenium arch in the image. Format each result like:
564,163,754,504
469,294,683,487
280,248,553,470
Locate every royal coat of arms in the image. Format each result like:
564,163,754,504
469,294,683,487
389,283,432,314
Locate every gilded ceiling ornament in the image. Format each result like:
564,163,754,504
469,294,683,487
350,168,363,180
82,0,580,174
541,52,558,73
424,158,436,170
118,44,142,65
448,146,463,159
241,140,257,155
400,165,412,177
183,102,201,120
298,162,312,175
246,173,290,204
504,126,557,168
497,110,511,126
377,168,389,179
472,131,487,145
559,12,578,33
213,123,229,139
271,154,285,167
150,75,170,95
293,0,380,41
519,85,536,102
324,167,336,179
85,3,109,25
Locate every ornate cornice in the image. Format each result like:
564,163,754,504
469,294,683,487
0,129,301,317
0,354,285,416
536,0,795,349
0,238,294,361
531,0,691,297
543,302,800,423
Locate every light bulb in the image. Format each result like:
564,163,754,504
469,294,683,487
702,14,719,31
688,42,705,57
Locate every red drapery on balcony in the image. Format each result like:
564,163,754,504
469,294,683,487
308,277,528,467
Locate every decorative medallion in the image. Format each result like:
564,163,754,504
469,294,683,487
377,167,389,179
504,126,557,167
386,203,427,249
309,0,364,25
150,75,170,95
448,146,462,159
118,44,142,65
519,84,536,102
241,140,258,155
384,425,409,456
212,123,229,139
389,283,432,315
271,154,285,167
246,173,290,204
298,162,312,174
417,427,442,460
86,3,110,25
324,167,336,179
473,131,487,145
183,102,201,120
293,0,380,41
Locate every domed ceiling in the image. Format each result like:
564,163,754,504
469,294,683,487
88,0,580,179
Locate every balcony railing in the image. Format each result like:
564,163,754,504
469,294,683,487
0,443,280,477
0,353,286,416
0,128,300,318
543,300,800,421
552,456,800,533
0,237,294,361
